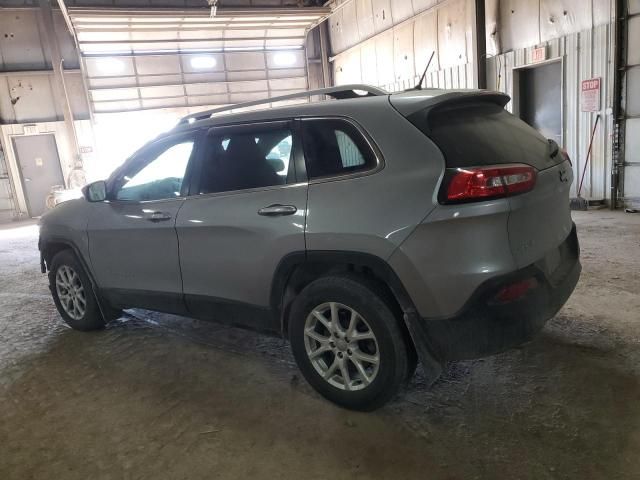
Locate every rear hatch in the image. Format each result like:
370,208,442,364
391,90,574,269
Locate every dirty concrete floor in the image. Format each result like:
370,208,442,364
1,210,639,480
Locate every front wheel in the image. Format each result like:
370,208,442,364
49,250,105,331
289,275,410,411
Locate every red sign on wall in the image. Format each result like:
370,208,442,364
532,47,547,63
581,78,601,112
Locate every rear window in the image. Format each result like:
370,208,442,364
301,119,376,179
408,102,558,170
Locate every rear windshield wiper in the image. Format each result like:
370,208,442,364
548,139,559,158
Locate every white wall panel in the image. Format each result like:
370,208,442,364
391,0,415,23
625,119,640,163
341,1,362,51
371,0,394,34
413,11,440,72
393,22,415,83
412,0,439,12
374,30,395,86
628,16,640,66
356,0,376,39
437,0,469,67
627,67,640,116
499,0,540,51
540,0,593,42
359,41,379,84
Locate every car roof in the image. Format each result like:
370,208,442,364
167,85,507,137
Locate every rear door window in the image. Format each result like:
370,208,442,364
301,119,376,179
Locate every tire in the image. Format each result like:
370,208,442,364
49,249,106,331
289,274,410,411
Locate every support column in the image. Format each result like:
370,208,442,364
38,0,79,178
472,0,487,89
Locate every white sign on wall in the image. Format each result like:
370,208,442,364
581,78,601,112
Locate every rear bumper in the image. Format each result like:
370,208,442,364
410,224,581,361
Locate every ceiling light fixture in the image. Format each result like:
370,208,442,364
273,51,297,67
190,56,217,69
96,58,125,74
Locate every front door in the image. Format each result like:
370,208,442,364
176,120,307,331
13,134,65,217
87,132,198,313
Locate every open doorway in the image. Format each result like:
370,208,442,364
516,61,563,145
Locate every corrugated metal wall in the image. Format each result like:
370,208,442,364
328,0,477,92
487,22,615,201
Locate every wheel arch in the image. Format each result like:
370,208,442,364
39,236,116,321
270,250,443,382
271,251,417,335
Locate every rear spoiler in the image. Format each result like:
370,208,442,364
389,90,510,118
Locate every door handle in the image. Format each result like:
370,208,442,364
147,211,172,222
258,204,297,216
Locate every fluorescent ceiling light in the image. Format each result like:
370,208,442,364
96,58,125,74
273,51,297,67
190,56,217,69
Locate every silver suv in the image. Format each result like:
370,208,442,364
39,85,581,410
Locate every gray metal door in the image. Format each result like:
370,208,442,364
518,61,562,145
13,134,65,217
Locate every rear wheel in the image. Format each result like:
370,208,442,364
289,275,409,411
49,250,105,331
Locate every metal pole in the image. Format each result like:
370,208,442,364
318,21,332,88
473,0,487,89
611,0,627,209
38,0,80,175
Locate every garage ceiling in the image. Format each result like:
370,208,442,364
65,6,330,113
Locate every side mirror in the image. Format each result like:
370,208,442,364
82,180,107,202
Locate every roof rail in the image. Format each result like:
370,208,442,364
177,84,388,125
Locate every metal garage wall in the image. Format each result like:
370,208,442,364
624,0,640,207
329,0,476,92
495,0,613,52
487,21,615,202
0,8,89,123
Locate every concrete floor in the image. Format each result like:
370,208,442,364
1,211,639,479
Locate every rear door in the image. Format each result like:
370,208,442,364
176,120,307,331
87,131,199,313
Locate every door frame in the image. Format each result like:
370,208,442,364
11,133,65,218
512,57,565,148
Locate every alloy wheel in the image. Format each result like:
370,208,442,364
303,302,380,391
55,265,87,320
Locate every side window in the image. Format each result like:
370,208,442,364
301,119,376,179
115,140,194,201
198,125,293,194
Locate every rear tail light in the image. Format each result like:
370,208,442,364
440,164,537,204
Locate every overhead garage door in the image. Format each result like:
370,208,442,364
66,6,330,113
